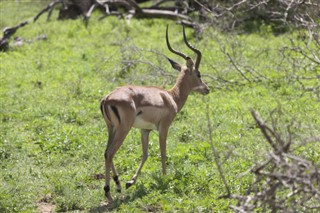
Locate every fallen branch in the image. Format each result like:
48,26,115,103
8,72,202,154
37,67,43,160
0,21,28,52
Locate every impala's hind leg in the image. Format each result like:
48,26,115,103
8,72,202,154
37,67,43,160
104,127,130,203
104,105,135,203
106,122,122,193
126,129,150,189
111,161,121,192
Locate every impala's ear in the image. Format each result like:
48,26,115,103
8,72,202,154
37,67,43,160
167,57,182,72
186,57,194,74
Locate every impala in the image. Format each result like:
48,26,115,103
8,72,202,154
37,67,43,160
100,25,209,203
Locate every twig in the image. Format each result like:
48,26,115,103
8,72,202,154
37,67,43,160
204,97,231,197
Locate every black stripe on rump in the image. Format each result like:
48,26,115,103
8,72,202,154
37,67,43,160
100,100,111,121
100,100,105,115
111,106,121,124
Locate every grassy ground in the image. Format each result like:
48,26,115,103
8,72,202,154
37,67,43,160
1,1,319,212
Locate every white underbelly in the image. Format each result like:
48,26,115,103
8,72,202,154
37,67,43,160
133,117,157,130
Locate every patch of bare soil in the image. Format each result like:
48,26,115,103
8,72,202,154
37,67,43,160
37,194,55,213
37,203,55,213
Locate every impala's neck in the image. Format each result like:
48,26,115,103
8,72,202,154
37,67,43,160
168,72,192,112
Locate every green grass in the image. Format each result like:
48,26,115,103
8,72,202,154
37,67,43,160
1,1,319,212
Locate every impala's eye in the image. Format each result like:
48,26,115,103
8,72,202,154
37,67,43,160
197,73,201,78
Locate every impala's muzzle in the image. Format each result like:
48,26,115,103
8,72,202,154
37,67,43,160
202,86,210,95
194,84,210,95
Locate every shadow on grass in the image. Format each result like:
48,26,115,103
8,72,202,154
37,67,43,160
89,184,149,212
89,171,171,212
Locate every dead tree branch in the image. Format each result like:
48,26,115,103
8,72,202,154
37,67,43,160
29,0,320,33
225,109,320,212
34,0,62,22
278,31,320,100
0,21,28,52
205,97,231,197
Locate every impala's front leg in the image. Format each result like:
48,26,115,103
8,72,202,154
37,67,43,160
126,129,150,189
159,125,169,175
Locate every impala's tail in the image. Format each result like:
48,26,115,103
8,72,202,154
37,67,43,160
100,97,121,127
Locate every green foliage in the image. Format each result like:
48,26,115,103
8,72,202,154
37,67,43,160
1,1,319,212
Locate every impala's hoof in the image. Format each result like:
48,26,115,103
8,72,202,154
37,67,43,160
126,181,133,189
116,188,121,193
100,200,114,209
